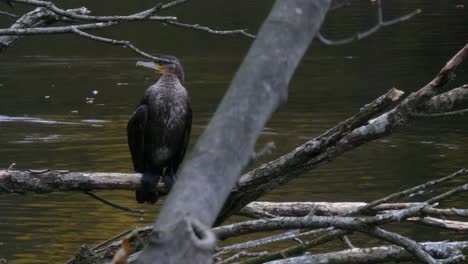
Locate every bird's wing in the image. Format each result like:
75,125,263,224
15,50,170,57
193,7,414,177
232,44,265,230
173,101,192,173
127,104,148,172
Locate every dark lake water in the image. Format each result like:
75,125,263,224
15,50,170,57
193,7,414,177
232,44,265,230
0,1,467,263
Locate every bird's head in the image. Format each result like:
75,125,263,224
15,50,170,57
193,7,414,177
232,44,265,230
136,55,185,84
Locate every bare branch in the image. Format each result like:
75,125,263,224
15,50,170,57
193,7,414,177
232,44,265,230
214,204,426,240
217,88,405,223
329,0,350,11
241,201,468,219
83,191,144,215
426,183,468,205
357,168,467,213
165,20,255,39
420,84,468,113
408,217,468,232
160,0,191,10
71,28,170,62
267,241,468,264
340,235,355,249
216,251,268,264
0,169,141,193
415,108,468,118
239,229,349,264
317,0,421,46
216,228,331,256
362,227,438,264
8,0,175,22
0,10,16,18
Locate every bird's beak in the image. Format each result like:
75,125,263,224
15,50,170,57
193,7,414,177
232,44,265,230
155,64,165,73
136,61,165,73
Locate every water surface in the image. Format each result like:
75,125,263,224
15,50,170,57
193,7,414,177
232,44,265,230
0,1,467,262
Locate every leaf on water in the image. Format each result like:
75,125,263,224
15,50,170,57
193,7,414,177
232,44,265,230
111,238,132,264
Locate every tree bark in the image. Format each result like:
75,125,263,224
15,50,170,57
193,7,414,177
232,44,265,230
265,242,468,264
0,169,140,193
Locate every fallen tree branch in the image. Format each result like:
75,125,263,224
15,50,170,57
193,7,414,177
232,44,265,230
0,169,141,193
239,229,349,264
420,84,468,113
408,217,468,232
357,168,467,213
215,228,331,256
214,204,427,240
362,227,438,264
64,177,468,264
266,241,468,264
415,108,468,118
240,201,468,219
216,251,268,264
217,44,468,224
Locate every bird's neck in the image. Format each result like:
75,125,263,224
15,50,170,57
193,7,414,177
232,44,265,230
159,73,182,85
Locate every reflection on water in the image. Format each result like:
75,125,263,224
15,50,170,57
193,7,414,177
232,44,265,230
1,1,468,263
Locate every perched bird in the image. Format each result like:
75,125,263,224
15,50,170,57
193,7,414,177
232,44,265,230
128,56,192,204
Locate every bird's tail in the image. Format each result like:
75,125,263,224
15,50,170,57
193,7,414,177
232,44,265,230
135,171,160,204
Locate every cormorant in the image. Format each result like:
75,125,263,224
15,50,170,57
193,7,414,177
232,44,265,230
127,56,192,204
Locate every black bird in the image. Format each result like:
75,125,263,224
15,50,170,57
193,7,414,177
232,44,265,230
127,56,192,204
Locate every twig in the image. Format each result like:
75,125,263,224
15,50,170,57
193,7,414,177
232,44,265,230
238,229,349,264
8,0,175,22
160,0,191,10
340,235,355,249
329,0,350,11
0,10,16,18
217,251,268,264
214,204,426,240
362,227,437,264
357,168,467,213
266,241,468,264
216,228,331,256
84,191,144,215
408,217,468,232
426,183,468,205
248,141,276,166
0,20,119,35
165,20,255,39
414,108,468,118
71,28,171,63
242,201,468,219
7,163,15,170
317,0,421,46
